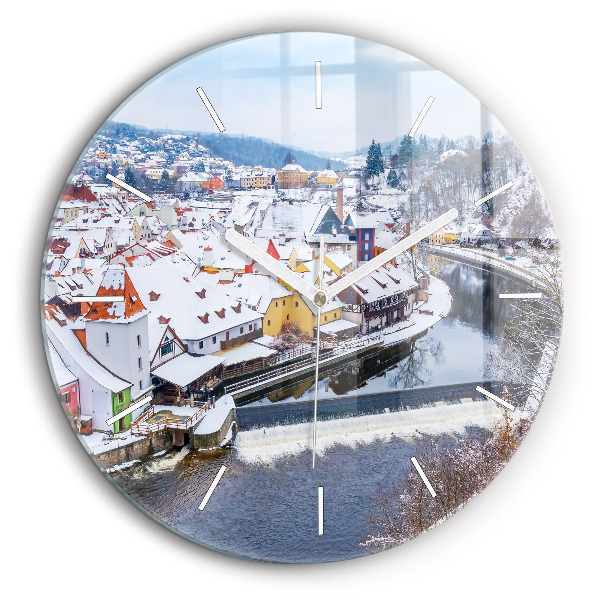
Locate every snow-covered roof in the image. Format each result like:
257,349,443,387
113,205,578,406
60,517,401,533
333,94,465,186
151,353,223,387
46,319,131,393
320,319,359,334
47,340,78,387
334,263,418,304
127,266,261,340
84,266,148,323
216,342,276,366
280,163,307,172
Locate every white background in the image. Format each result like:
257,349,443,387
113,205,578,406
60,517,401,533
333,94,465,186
3,1,597,597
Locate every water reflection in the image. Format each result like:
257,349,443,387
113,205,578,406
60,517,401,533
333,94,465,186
242,258,532,407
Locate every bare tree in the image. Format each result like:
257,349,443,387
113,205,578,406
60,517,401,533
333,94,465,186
363,413,519,550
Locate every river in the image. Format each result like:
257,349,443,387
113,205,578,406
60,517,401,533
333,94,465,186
112,257,537,563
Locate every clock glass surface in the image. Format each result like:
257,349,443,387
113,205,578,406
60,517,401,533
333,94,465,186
42,32,562,563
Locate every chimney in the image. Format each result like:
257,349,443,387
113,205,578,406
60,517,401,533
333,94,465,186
203,247,214,266
336,186,344,222
80,255,86,272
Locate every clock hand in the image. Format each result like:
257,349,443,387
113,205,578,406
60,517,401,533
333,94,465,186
325,208,458,302
312,236,325,469
225,228,320,303
106,173,154,203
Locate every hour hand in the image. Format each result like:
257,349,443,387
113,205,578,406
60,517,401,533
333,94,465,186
225,229,319,302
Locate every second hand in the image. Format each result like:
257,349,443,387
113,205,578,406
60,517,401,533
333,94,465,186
312,235,325,469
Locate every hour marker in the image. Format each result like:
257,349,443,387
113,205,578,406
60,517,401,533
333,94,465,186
106,396,152,426
106,173,153,202
411,457,436,497
498,293,542,299
408,96,434,137
72,295,125,303
476,386,515,411
196,87,226,132
475,181,513,207
198,465,227,510
318,486,324,535
315,61,322,109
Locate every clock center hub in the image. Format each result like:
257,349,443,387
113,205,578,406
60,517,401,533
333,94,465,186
314,290,327,307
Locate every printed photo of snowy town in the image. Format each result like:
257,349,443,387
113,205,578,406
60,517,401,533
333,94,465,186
42,33,562,562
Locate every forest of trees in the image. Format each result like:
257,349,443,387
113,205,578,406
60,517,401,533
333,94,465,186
362,132,555,241
98,122,345,172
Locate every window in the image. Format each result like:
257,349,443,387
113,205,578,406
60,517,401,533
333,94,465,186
324,315,328,321
283,300,285,306
160,342,173,357
267,320,271,326
212,336,216,344
240,327,244,334
62,391,71,405
365,232,370,241
199,340,204,349
139,380,143,390
334,312,337,318
105,332,110,345
364,242,370,250
275,301,278,307
138,357,142,370
137,334,141,347
295,301,299,307
286,314,290,320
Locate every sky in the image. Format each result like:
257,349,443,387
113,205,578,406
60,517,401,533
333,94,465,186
114,32,500,155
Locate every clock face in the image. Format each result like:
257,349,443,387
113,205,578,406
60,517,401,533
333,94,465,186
42,32,562,563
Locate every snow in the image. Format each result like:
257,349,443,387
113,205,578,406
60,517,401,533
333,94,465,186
151,353,223,387
47,340,77,387
193,394,235,435
46,319,131,393
381,274,452,347
215,342,276,366
81,430,147,455
320,319,359,334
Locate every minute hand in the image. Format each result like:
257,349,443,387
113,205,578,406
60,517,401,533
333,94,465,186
325,208,458,302
225,229,319,301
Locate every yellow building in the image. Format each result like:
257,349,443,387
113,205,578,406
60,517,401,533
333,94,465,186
240,173,273,189
261,289,341,337
277,164,308,188
428,225,460,245
315,169,339,188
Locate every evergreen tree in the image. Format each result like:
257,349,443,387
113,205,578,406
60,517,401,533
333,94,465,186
110,161,118,176
375,143,384,176
365,140,384,183
158,169,170,192
325,158,332,170
124,167,136,187
387,169,399,188
283,151,296,165
397,135,413,167
436,139,444,156
419,135,428,159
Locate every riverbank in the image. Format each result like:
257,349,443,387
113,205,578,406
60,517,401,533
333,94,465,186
425,245,549,289
381,274,451,347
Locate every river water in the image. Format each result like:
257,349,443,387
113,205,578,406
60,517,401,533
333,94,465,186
112,258,536,563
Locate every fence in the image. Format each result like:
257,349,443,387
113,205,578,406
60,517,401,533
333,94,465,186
130,403,209,436
224,333,383,395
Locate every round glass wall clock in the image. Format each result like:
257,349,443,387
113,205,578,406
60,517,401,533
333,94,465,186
42,32,562,563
